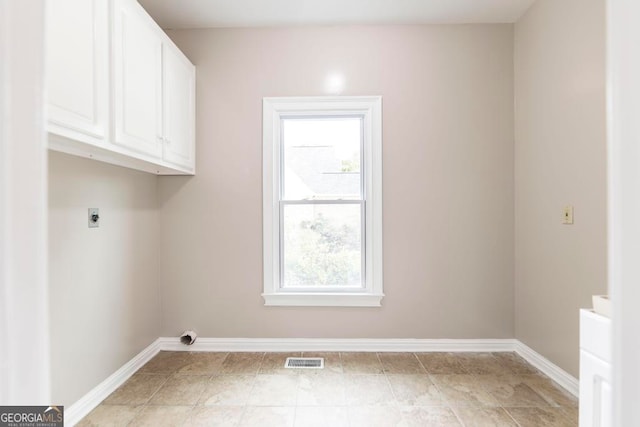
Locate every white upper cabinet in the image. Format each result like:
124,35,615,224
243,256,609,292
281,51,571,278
162,44,196,171
46,0,196,175
113,0,163,159
47,0,108,146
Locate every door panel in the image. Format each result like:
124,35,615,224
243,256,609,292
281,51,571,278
47,0,107,144
113,0,162,158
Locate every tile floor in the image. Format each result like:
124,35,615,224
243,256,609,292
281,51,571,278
78,351,578,426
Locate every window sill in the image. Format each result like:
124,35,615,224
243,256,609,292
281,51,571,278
262,292,384,307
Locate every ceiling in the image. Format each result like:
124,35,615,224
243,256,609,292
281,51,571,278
138,0,536,29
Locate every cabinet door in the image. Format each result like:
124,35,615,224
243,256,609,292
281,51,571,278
162,44,196,171
47,0,108,145
580,350,612,427
113,0,162,158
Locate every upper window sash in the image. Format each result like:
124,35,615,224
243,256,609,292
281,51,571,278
280,116,365,202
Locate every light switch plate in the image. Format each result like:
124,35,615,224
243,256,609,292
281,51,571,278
563,205,574,225
88,208,99,228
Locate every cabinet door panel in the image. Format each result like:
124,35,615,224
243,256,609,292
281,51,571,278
580,350,612,427
113,0,162,158
162,45,195,170
47,0,107,144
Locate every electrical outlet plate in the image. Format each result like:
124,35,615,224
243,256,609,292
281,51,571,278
563,205,574,225
88,208,99,228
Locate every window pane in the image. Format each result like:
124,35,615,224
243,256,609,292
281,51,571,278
283,117,362,200
282,203,362,288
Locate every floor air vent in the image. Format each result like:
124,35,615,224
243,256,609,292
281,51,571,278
284,357,324,369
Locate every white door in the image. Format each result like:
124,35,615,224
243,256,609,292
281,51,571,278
162,44,196,171
113,0,162,158
47,0,108,146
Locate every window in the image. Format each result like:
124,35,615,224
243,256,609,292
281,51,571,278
262,96,383,306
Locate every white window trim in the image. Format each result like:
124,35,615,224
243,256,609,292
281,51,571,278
262,96,383,307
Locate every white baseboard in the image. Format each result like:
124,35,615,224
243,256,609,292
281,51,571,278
157,337,517,353
65,339,161,427
515,341,579,397
66,337,579,425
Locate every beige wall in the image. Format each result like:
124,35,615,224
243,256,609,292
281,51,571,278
48,152,161,405
514,0,606,376
45,8,608,404
159,25,515,339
